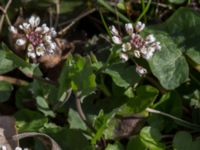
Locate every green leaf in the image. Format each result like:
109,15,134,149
172,131,200,150
140,126,165,150
43,127,93,150
67,55,96,97
68,108,87,130
155,8,200,65
0,50,15,74
148,32,189,90
127,136,146,150
0,81,13,102
118,85,159,114
106,142,124,150
173,131,192,150
1,43,42,77
149,92,182,131
15,109,48,132
168,0,186,4
36,96,55,117
104,63,140,88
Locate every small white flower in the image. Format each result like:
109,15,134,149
27,51,36,59
1,145,7,150
9,26,18,34
50,27,57,37
110,25,119,36
145,34,156,44
133,50,141,58
44,35,51,42
120,53,129,62
15,147,22,150
35,27,42,32
49,42,57,50
135,21,145,32
29,15,40,28
27,44,34,52
16,38,26,46
41,24,50,33
19,23,30,31
112,36,122,45
125,23,133,35
136,65,147,76
36,44,45,56
154,42,161,51
122,42,132,52
143,51,154,60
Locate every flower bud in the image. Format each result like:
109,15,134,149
112,36,122,45
122,42,131,52
136,65,147,76
133,50,141,58
110,25,119,36
145,34,156,44
16,39,26,46
9,26,18,34
125,23,133,35
120,53,129,62
135,21,145,32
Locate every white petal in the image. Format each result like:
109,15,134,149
112,36,122,45
27,51,36,59
135,21,145,32
36,44,45,56
9,26,18,34
136,65,147,76
42,24,49,33
29,15,40,28
16,39,26,46
44,35,51,42
27,44,34,52
50,27,57,37
125,23,133,35
120,53,129,62
15,147,22,150
145,34,156,44
143,51,153,60
122,42,131,52
1,145,7,150
35,27,42,32
133,50,141,58
110,25,119,36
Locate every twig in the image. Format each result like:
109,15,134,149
0,0,12,32
0,75,29,86
58,8,96,36
54,0,60,28
75,93,96,132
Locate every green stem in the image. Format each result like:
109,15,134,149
146,108,200,130
97,0,131,23
99,75,111,97
141,0,147,22
136,0,152,22
99,8,111,38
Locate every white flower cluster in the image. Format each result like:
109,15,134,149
9,15,58,59
110,21,161,76
0,145,28,150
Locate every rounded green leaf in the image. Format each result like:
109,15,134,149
148,32,189,90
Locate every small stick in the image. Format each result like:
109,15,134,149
0,75,29,86
0,0,12,32
54,0,60,28
58,8,96,36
